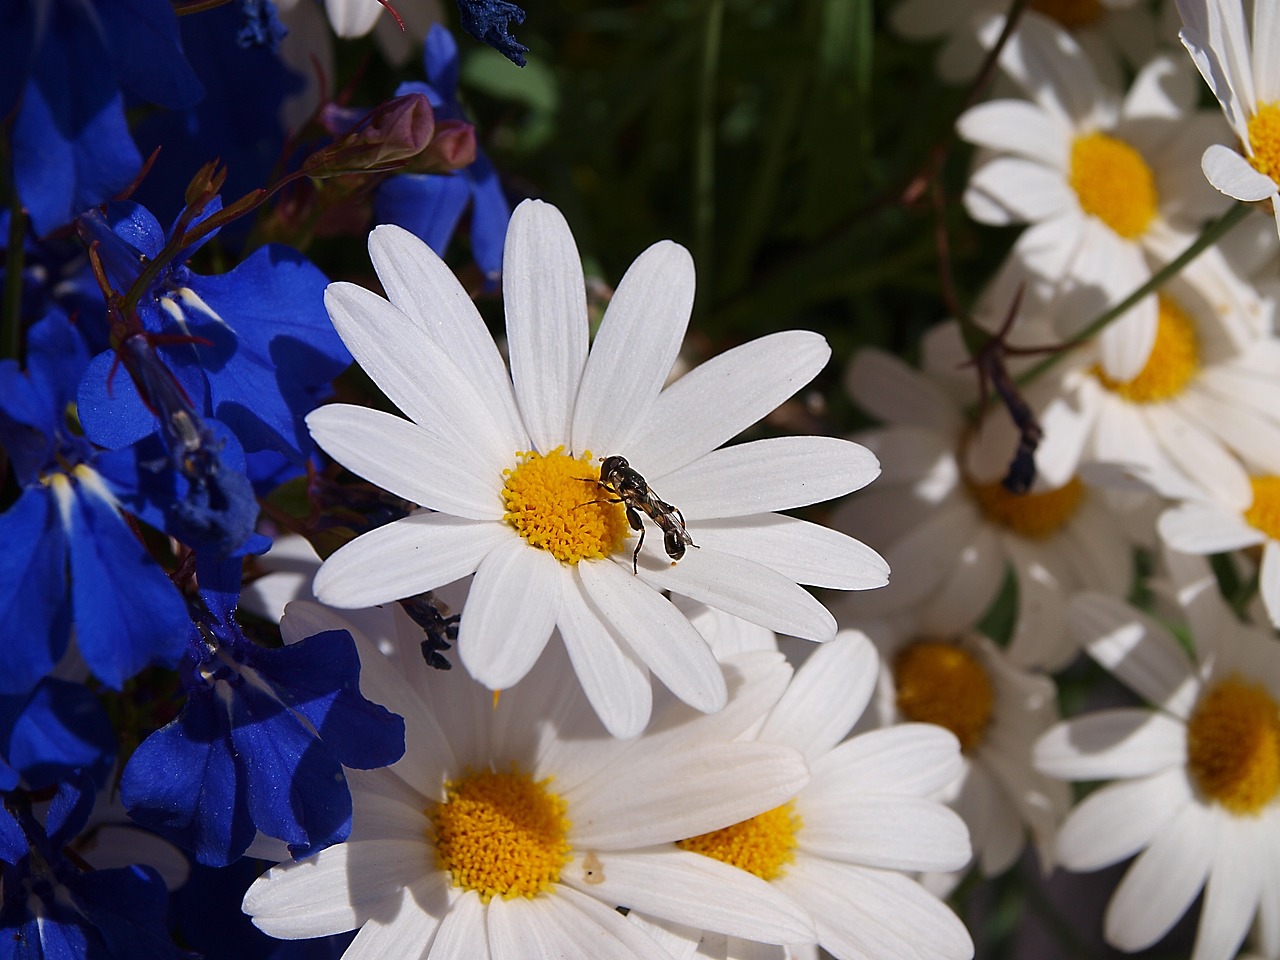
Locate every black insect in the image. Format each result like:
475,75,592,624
582,455,697,574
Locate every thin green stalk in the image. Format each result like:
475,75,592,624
693,0,724,314
1014,202,1252,388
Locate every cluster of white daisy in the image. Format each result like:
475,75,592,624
233,1,1280,957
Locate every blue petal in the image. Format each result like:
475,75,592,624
68,864,184,960
24,311,90,418
467,152,511,281
67,477,190,689
95,0,203,109
0,804,26,862
76,346,207,453
0,488,68,695
121,689,255,867
374,173,471,257
251,631,405,771
0,2,36,120
4,679,116,791
423,25,461,100
44,772,96,848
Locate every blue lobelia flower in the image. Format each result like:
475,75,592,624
120,563,405,867
374,25,512,285
0,311,190,696
0,772,187,960
4,0,203,236
454,0,528,66
0,677,116,792
75,200,351,491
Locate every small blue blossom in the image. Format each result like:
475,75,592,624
374,25,512,284
0,678,115,792
0,312,190,695
120,576,405,867
236,0,288,51
75,200,350,488
455,0,529,66
0,773,187,959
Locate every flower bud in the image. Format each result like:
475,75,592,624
303,94,437,178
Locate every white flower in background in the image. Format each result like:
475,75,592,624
1176,0,1280,237
244,602,816,960
850,614,1069,896
1036,549,1280,960
889,3,1155,89
957,16,1230,380
835,339,1136,671
307,199,887,737
630,632,974,960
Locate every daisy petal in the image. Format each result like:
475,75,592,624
578,558,727,713
344,880,451,960
458,538,562,690
956,99,1069,168
1055,767,1193,871
641,545,837,643
313,514,506,608
845,349,965,436
624,331,830,477
809,725,963,798
1261,540,1280,628
1034,709,1185,780
491,885,664,960
1202,143,1279,202
572,241,694,456
683,514,889,590
307,405,503,520
798,795,971,873
964,156,1075,225
1159,501,1264,552
422,889,486,960
504,200,589,453
562,849,814,945
1194,817,1264,960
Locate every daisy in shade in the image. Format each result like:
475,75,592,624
847,612,1069,896
957,15,1231,380
835,336,1136,671
628,632,974,960
1035,548,1280,960
1176,0,1280,237
243,601,816,959
307,199,887,737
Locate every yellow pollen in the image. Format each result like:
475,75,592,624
894,641,994,753
1248,103,1280,185
969,475,1084,539
1029,0,1103,28
1094,296,1199,403
676,802,801,882
1069,132,1158,239
430,767,572,902
1245,476,1280,540
501,447,630,563
1186,676,1280,815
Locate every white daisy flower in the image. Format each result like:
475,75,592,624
890,3,1155,89
243,601,817,959
1177,0,1280,237
957,16,1231,379
1036,548,1280,960
835,340,1136,671
629,632,975,960
307,199,887,737
851,614,1069,895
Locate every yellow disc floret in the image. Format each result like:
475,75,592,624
501,447,631,563
431,767,573,901
1186,676,1280,815
1029,0,1102,28
969,475,1084,539
1094,296,1199,403
1248,102,1280,185
894,641,995,753
1069,132,1159,239
1245,476,1280,540
676,802,802,882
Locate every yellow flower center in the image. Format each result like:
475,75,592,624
1248,102,1280,185
1245,476,1280,540
1093,295,1199,403
1069,132,1159,239
1029,0,1103,28
501,447,631,563
1186,676,1280,815
969,475,1084,539
894,641,994,753
676,802,802,882
430,767,573,902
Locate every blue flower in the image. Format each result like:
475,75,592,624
374,25,512,284
75,200,350,487
0,773,186,959
0,678,116,792
120,572,405,867
455,0,528,66
0,312,190,695
4,0,203,236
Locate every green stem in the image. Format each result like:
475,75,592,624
693,0,724,313
1014,202,1252,388
1,127,24,363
